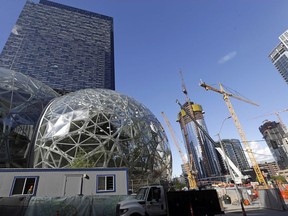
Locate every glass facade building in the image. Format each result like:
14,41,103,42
215,139,250,172
269,30,288,85
33,88,172,186
0,0,115,93
177,102,221,180
0,67,59,168
259,120,288,170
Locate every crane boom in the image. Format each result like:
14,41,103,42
199,81,268,188
252,108,288,133
200,81,259,106
179,70,189,101
161,112,198,189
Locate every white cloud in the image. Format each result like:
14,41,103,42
244,141,274,166
218,51,237,64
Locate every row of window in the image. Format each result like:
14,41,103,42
10,175,115,196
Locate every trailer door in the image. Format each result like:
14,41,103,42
63,174,82,196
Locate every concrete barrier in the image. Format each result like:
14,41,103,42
258,188,287,211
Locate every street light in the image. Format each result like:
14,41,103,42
217,116,232,182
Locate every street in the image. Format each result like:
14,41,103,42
224,208,288,216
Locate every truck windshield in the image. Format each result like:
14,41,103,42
135,188,147,200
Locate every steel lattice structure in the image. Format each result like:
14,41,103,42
34,88,172,185
0,67,59,168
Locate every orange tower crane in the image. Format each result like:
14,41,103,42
161,111,198,189
199,81,268,188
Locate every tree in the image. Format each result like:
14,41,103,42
69,149,95,168
172,177,187,191
271,175,287,184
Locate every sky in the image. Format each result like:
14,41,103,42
1,0,288,177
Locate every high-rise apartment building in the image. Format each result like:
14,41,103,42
258,161,279,177
0,0,115,93
215,139,250,172
177,102,221,180
259,120,288,170
269,30,288,84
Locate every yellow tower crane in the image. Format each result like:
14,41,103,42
199,81,268,188
161,111,198,189
178,70,203,179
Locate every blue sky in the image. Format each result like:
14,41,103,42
1,0,288,177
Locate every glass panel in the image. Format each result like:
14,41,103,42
106,176,114,190
12,178,25,195
24,178,36,194
97,176,105,190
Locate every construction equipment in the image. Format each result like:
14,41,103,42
178,71,222,178
215,147,249,184
252,108,288,133
178,71,205,180
199,81,268,188
161,111,198,189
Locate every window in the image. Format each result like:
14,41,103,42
10,176,39,196
96,175,115,193
147,187,161,202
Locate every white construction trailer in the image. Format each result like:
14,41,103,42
0,167,128,197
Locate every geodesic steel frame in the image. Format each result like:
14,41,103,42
34,88,172,184
0,67,59,168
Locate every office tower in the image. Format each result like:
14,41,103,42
259,120,288,170
269,30,288,84
177,102,221,180
0,0,115,94
215,139,250,172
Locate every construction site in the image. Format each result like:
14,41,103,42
160,71,288,214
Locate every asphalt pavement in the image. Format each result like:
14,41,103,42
224,208,288,216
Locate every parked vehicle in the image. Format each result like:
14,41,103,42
116,185,224,216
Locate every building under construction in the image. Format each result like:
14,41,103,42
177,101,221,180
259,120,288,170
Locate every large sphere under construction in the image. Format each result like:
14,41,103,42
34,88,172,185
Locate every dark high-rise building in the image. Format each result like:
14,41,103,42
177,102,221,180
215,139,250,172
259,120,288,170
0,0,115,93
269,30,288,85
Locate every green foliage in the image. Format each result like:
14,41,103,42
271,175,287,183
69,149,95,168
172,177,187,190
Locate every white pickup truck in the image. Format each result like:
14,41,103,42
116,185,224,216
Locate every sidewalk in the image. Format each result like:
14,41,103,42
222,201,262,213
222,200,288,215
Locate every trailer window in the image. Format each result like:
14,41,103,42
96,175,115,193
10,176,39,196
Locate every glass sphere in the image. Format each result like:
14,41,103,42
0,67,59,167
34,88,172,185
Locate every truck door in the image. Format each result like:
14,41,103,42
146,186,166,216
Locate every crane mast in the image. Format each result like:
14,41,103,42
161,112,198,189
200,81,268,188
